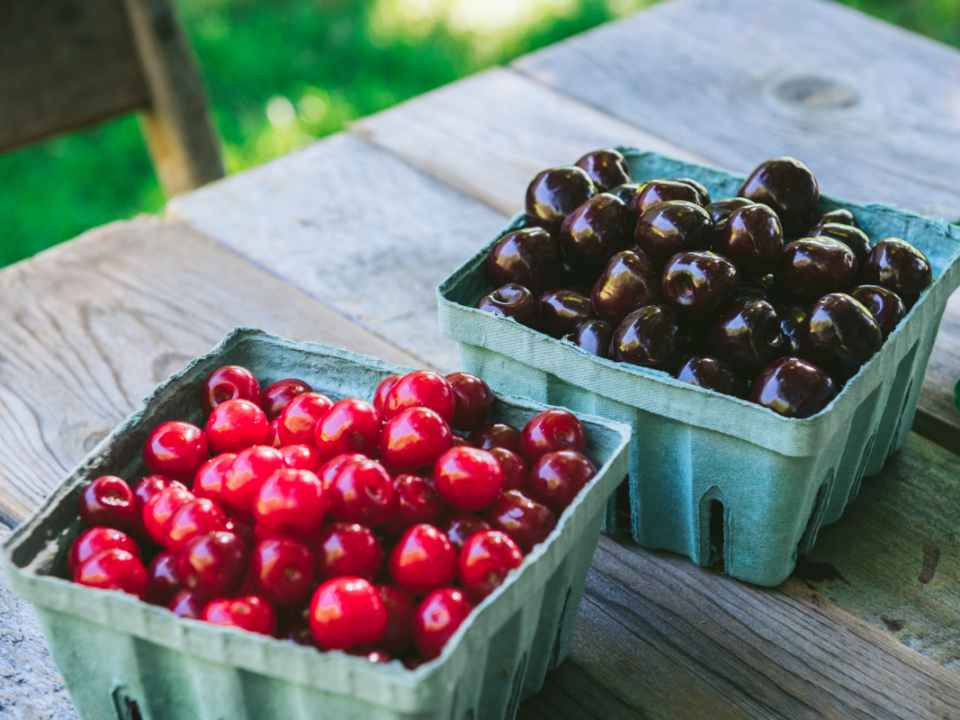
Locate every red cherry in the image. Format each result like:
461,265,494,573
281,444,323,472
315,398,382,459
434,447,504,512
224,512,256,548
169,589,205,619
445,373,494,431
222,445,284,512
143,485,196,546
202,595,276,635
145,550,182,606
165,498,227,553
373,584,416,655
527,450,597,515
317,453,368,491
193,455,234,508
201,365,261,415
205,399,269,455
68,527,141,579
314,523,382,582
253,468,326,534
261,378,313,420
74,549,148,599
451,435,470,447
277,392,333,446
326,458,395,527
468,423,522,455
373,375,402,416
519,410,586,465
265,418,282,448
380,407,452,473
459,530,523,600
78,476,139,534
380,474,443,537
251,537,314,606
384,371,456,422
489,448,528,493
309,577,387,650
440,513,491,553
177,531,249,600
484,490,557,554
389,524,456,596
413,588,474,659
133,475,184,516
143,421,209,481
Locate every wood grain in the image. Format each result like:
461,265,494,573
915,290,960,450
0,218,418,525
0,0,148,150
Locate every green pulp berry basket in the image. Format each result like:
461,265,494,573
0,328,630,720
436,149,960,587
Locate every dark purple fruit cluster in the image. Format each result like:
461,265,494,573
478,150,933,419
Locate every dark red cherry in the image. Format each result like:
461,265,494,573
775,238,858,304
200,365,261,416
525,166,597,234
476,284,540,329
413,587,473,659
662,251,739,319
177,531,249,600
675,356,746,398
777,303,810,354
675,178,711,207
261,378,313,420
610,304,679,370
810,223,871,266
168,590,205,619
78,476,138,534
380,474,444,537
485,227,563,295
708,298,786,378
738,157,819,237
800,293,882,383
526,450,596,515
591,249,662,323
714,204,783,279
674,321,710,362
631,180,702,216
574,149,631,191
373,375,401,417
706,197,754,226
519,409,587,465
315,522,382,581
445,372,494,432
458,530,523,600
749,357,837,418
559,193,632,268
849,285,906,339
145,550,182,606
468,422,522,454
440,513,491,553
860,238,932,298
483,490,557,555
488,447,528,493
635,201,713,266
609,183,644,206
809,208,859,233
165,497,227,553
326,458,394,527
571,318,614,358
251,536,314,606
539,288,594,338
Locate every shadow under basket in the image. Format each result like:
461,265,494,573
436,149,960,587
1,329,631,720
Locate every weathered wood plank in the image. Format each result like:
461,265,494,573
0,218,419,525
914,291,960,450
167,132,511,373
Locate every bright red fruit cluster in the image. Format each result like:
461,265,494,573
68,365,598,667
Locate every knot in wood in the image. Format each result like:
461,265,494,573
774,76,858,109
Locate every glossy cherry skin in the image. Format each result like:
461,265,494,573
78,476,139,535
662,251,739,319
809,223,871,266
809,208,859,233
591,249,662,323
631,180,702,216
849,285,906,339
177,531,249,600
261,378,313,420
675,356,746,398
280,444,323,472
635,201,713,267
611,304,679,370
381,474,444,537
310,577,387,650
714,204,783,279
559,193,633,268
373,375,402,416
205,398,269,455
317,453,368,491
169,590,205,619
254,468,326,534
165,498,227,553
860,238,932,298
434,447,504,512
485,227,562,296
468,422,522,454
538,288,594,338
575,149,631,191
476,284,540,329
571,318,614,358
800,293,883,382
315,398,382,459
445,372,494,432
675,178,711,206
708,298,786,378
192,456,233,508
251,536,314,606
384,371,456,423
68,527,141,579
527,450,596,516
145,550,182,606
777,303,810,355
143,421,209,481
223,445,285,512
519,410,587,465
265,419,281,448
315,523,382,581
738,157,819,237
372,584,416,655
200,365,261,416
389,524,457,596
74,549,148,599
483,490,557,554
326,458,394,527
775,238,857,304
143,484,195,546
441,513,491,553
525,166,597,234
277,392,334,447
459,531,523,600
133,475,183,516
414,587,474,659
609,183,643,206
380,407,453,473
202,595,276,636
749,357,838,418
489,447,528,493
706,197,754,227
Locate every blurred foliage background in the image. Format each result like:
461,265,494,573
0,0,957,268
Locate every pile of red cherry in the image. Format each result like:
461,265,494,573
479,150,933,418
67,365,598,667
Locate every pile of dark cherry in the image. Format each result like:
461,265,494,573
67,366,598,666
478,150,933,418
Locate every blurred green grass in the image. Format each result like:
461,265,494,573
0,0,957,269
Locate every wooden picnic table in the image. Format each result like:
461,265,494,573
2,0,960,717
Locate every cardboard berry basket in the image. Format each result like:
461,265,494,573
436,149,960,587
0,328,630,720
